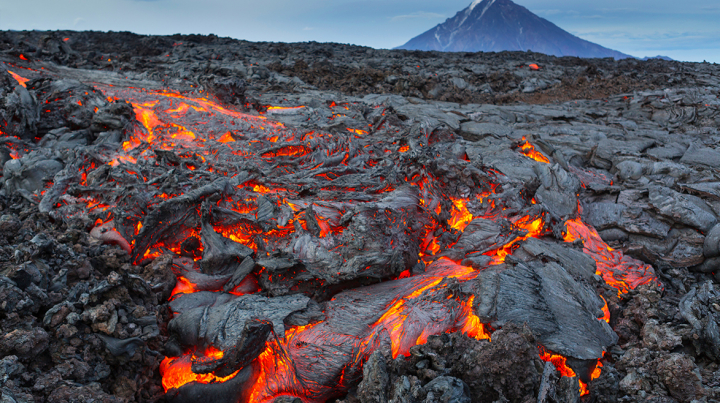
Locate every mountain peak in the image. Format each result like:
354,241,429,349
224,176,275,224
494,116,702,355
397,0,631,59
461,0,496,27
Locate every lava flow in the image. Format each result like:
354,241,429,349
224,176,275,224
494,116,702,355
7,70,29,88
33,80,657,402
564,217,657,295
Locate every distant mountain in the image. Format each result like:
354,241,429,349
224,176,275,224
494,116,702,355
396,0,632,59
641,55,674,61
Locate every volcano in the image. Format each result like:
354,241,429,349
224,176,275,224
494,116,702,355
397,0,632,59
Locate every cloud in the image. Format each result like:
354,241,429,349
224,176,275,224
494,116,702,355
536,7,636,19
533,9,579,16
73,17,84,27
571,28,720,52
391,11,445,22
595,8,639,12
534,9,564,16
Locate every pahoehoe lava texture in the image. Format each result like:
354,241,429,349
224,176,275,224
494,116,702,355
1,30,720,403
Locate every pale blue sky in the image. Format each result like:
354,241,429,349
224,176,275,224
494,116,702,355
1,0,718,63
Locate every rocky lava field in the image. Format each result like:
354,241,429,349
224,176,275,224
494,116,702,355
1,31,720,403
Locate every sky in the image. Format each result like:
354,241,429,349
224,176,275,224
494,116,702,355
0,0,718,63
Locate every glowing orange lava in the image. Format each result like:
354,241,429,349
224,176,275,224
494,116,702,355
447,198,474,231
246,338,305,403
458,296,492,341
171,276,199,297
490,215,545,264
262,145,310,158
7,70,29,88
518,136,550,163
346,128,368,135
218,131,235,143
266,105,305,112
538,347,576,378
564,218,656,295
538,345,598,396
56,85,645,400
160,355,239,391
600,296,610,323
108,156,138,166
130,102,163,146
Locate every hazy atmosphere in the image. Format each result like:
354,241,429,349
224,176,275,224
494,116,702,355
1,0,718,63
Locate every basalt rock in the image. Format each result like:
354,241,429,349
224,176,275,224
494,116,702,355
649,186,717,233
471,260,616,366
533,163,580,221
167,293,309,353
704,224,720,258
2,30,720,403
679,281,720,360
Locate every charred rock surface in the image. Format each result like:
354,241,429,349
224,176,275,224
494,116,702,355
0,206,166,402
471,259,617,364
340,327,544,403
1,30,720,403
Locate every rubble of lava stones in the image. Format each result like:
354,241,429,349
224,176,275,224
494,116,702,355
1,30,720,403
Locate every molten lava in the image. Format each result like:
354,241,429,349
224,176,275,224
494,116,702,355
160,355,239,391
518,136,550,163
539,346,595,396
539,346,577,378
457,296,492,341
564,218,657,295
448,197,474,231
170,277,199,297
7,70,29,88
36,83,651,401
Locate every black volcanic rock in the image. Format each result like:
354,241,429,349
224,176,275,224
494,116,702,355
397,0,631,59
2,29,720,403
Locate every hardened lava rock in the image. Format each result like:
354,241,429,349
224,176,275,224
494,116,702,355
342,326,545,403
2,29,720,403
201,76,248,107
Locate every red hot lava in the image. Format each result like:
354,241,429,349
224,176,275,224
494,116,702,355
46,84,656,401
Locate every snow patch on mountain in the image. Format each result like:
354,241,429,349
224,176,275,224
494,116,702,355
479,0,497,20
468,0,484,11
461,0,495,27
